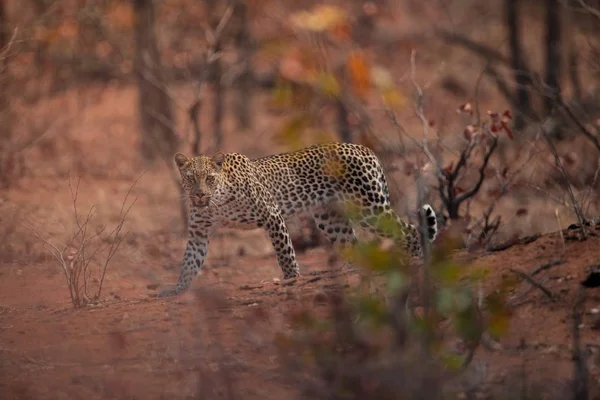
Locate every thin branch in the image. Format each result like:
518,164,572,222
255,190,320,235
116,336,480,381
541,125,588,234
435,30,510,65
574,0,600,21
531,259,564,276
189,5,233,155
558,98,600,152
509,268,555,301
0,27,18,61
455,135,498,204
97,172,143,298
572,288,588,399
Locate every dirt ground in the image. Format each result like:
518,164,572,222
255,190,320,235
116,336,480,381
1,207,600,399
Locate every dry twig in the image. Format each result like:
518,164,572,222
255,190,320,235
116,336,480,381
33,175,139,307
509,268,555,301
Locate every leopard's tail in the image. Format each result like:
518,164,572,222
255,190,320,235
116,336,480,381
420,204,438,242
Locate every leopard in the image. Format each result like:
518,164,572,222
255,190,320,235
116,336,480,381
157,142,438,297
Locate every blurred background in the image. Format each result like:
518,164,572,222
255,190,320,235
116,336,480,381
1,0,600,240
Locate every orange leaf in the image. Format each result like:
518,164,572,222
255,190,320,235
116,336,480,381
347,51,371,99
331,22,351,41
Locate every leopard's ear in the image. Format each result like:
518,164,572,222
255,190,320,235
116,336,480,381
212,151,225,167
174,153,190,169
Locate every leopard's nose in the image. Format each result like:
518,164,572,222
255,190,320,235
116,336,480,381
190,194,210,207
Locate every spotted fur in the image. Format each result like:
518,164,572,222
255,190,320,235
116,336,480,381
157,142,438,297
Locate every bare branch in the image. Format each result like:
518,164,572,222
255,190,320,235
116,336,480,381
0,27,18,61
435,30,510,65
456,135,498,204
97,173,143,298
572,288,588,399
541,125,588,234
509,268,555,301
558,99,600,152
574,0,600,21
188,5,233,155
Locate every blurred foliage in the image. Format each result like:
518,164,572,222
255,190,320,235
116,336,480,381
277,212,514,399
264,3,407,149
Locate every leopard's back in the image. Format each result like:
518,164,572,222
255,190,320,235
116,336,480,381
251,142,390,216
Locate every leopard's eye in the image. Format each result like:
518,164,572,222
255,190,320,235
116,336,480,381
206,175,216,185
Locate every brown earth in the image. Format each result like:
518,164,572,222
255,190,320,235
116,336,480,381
1,212,600,399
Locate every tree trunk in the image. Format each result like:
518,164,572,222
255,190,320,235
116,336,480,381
0,2,16,188
337,99,352,143
206,0,224,153
544,0,562,113
213,50,224,152
234,0,252,131
0,3,9,118
133,0,178,164
505,0,533,130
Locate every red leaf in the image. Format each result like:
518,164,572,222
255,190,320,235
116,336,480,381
502,110,512,120
563,152,576,166
404,161,415,176
516,208,528,216
487,189,500,197
443,162,454,175
453,186,465,195
500,121,514,140
487,111,499,123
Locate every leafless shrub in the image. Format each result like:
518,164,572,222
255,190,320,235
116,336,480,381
33,176,138,307
385,52,526,250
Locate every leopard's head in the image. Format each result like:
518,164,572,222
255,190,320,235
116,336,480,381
174,152,227,208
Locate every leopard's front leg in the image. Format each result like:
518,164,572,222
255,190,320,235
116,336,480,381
157,209,213,297
264,211,300,279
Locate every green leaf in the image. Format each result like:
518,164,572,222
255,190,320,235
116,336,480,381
315,72,340,97
387,270,406,292
432,260,461,284
271,80,294,109
356,295,387,324
467,266,490,282
441,353,464,371
485,292,512,339
276,115,310,150
454,305,481,343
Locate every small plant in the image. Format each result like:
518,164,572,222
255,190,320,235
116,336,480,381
33,176,137,307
